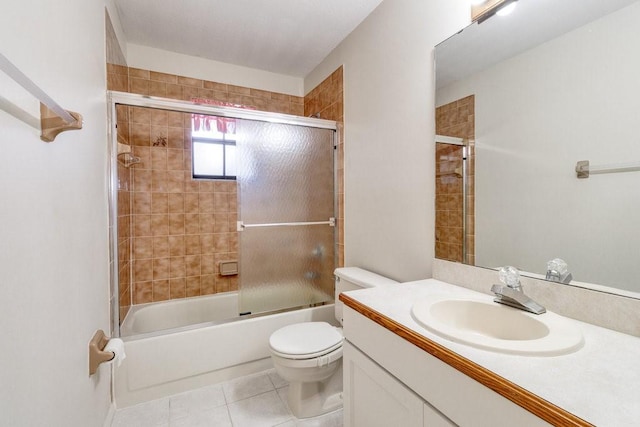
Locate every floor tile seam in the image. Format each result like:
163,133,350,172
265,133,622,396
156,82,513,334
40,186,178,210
222,376,277,403
223,403,234,427
267,374,291,391
274,387,290,412
227,388,283,407
266,370,281,390
225,391,295,427
220,383,230,407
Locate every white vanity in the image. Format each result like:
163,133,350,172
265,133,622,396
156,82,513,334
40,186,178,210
340,279,640,427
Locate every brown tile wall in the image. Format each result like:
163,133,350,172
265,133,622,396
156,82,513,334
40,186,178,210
107,65,343,305
304,66,344,267
107,66,304,116
107,64,129,93
435,95,475,264
125,108,239,303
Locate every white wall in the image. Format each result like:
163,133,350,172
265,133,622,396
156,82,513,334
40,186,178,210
127,44,304,96
0,1,111,426
305,0,470,282
437,2,640,291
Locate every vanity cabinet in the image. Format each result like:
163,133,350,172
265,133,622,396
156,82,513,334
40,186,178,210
342,306,551,427
344,341,454,427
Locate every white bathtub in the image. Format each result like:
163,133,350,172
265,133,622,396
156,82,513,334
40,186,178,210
114,292,336,407
120,292,239,336
121,286,331,337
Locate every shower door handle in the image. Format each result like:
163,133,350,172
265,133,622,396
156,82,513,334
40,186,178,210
237,218,335,231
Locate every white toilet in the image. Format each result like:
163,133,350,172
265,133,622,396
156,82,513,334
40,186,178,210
269,267,398,418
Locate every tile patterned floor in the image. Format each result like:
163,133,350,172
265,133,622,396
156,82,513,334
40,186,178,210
111,369,343,427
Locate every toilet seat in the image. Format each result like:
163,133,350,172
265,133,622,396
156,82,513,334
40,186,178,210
271,345,343,368
269,322,344,360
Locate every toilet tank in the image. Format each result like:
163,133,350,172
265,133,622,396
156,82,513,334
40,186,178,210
334,267,398,325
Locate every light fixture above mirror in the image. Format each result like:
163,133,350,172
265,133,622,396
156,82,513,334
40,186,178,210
471,0,518,23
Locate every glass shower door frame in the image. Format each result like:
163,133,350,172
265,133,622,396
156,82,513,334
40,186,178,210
234,119,337,315
107,91,338,336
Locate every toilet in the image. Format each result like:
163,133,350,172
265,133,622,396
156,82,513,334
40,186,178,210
269,267,398,418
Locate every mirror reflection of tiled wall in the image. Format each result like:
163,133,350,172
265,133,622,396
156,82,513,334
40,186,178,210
435,95,475,265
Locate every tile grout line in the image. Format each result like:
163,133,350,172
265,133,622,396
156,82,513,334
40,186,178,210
114,369,343,427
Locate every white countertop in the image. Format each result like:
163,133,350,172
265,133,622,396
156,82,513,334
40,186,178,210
343,279,640,427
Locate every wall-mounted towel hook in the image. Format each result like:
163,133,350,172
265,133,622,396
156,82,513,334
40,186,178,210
89,330,115,376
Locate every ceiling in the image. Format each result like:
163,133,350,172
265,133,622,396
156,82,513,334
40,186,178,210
114,0,385,78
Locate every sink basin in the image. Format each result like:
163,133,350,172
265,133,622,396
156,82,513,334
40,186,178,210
411,296,584,356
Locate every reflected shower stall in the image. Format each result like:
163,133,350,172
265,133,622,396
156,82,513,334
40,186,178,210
435,95,476,265
109,92,337,337
435,135,471,264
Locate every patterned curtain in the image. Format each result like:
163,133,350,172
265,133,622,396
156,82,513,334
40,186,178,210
191,98,256,133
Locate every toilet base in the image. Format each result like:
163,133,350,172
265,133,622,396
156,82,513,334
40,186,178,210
286,362,343,419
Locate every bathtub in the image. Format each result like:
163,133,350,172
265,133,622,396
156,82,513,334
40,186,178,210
120,286,331,337
120,292,240,336
114,291,336,407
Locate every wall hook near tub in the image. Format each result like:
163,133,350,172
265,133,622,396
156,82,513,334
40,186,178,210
0,53,83,142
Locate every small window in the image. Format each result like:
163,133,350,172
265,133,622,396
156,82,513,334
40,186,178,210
192,117,236,180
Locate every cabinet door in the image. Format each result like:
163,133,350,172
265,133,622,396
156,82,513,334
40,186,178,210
344,341,423,427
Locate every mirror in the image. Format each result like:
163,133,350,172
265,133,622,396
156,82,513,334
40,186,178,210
435,0,640,297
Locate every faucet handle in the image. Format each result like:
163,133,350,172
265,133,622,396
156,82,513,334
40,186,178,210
547,258,568,275
498,266,521,289
545,258,572,283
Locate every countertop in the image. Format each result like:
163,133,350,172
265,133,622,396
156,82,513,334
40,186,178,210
341,279,640,427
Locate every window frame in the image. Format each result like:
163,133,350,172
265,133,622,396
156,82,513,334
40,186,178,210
191,134,237,181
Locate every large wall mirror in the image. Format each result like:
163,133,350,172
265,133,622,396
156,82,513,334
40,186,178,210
435,0,640,298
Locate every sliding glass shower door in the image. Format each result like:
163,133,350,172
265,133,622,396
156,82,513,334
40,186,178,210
236,119,335,315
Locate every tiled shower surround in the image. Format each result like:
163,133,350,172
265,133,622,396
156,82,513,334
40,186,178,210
108,64,344,315
435,95,475,264
107,65,305,115
128,107,239,304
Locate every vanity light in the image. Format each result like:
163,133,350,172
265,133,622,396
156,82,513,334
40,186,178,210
472,0,518,23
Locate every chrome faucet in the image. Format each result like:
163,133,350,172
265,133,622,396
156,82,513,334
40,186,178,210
491,266,546,315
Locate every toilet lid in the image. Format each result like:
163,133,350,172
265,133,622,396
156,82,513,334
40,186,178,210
269,322,343,357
